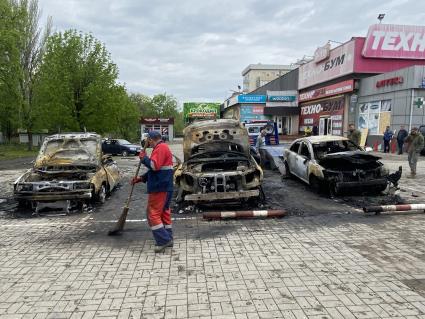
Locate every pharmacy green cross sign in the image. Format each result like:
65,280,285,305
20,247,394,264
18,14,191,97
414,97,424,109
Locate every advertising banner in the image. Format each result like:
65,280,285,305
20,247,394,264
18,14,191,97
362,24,425,59
240,105,268,122
299,80,354,102
299,96,345,135
299,40,355,89
266,90,298,107
238,95,267,103
183,102,221,123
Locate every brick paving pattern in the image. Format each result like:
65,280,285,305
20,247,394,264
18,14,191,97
1,211,425,318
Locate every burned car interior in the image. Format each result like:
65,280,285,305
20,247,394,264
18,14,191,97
175,119,264,204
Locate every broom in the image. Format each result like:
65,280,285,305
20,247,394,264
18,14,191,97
108,143,147,236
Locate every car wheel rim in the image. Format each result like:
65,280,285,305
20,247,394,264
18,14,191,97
122,151,128,157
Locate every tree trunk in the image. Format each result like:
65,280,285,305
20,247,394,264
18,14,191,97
27,131,33,151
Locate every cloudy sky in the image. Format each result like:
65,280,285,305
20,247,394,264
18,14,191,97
38,0,424,105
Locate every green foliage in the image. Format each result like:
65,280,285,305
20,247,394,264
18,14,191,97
34,29,139,139
129,92,184,135
0,0,23,140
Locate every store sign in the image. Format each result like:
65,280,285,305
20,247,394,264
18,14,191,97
140,117,174,124
299,96,345,135
362,24,425,59
299,40,355,89
268,95,296,102
314,43,331,63
183,102,220,123
238,95,266,103
299,80,354,102
376,76,404,88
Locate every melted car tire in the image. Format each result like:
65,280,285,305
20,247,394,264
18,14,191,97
283,161,294,179
309,176,322,194
96,184,107,204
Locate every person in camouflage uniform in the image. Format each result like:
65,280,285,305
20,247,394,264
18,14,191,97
405,127,424,178
347,124,361,146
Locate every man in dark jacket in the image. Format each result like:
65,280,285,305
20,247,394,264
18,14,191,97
131,131,174,253
383,126,393,153
396,125,408,155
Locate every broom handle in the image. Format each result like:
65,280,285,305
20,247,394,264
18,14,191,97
124,143,148,207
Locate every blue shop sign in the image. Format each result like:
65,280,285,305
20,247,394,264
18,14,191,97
238,95,266,103
268,95,296,102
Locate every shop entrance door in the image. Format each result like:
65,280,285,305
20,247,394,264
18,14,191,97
319,117,332,135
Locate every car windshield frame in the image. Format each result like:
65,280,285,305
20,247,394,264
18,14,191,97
312,140,360,160
37,138,100,163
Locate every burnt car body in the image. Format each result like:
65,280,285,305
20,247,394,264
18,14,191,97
283,136,399,195
14,133,120,212
174,119,263,203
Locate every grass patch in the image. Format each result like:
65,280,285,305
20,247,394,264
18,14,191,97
0,144,39,160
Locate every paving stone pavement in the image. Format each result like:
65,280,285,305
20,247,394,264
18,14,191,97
1,210,425,319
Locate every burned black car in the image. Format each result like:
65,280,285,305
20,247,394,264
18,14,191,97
283,136,401,195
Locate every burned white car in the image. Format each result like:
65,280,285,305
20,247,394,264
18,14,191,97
14,133,120,212
174,119,264,204
283,136,401,195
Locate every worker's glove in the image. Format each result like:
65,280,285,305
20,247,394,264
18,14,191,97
138,151,146,159
130,176,142,185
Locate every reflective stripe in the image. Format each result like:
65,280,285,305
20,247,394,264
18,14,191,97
151,223,164,230
159,165,173,170
221,211,236,218
164,224,172,229
150,160,156,170
253,210,268,217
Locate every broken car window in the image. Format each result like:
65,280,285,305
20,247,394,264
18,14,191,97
290,142,300,153
312,140,359,160
300,143,311,159
40,139,99,162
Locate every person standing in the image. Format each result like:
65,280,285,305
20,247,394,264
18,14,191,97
405,127,424,178
383,126,394,153
347,124,361,146
396,125,408,155
131,131,174,252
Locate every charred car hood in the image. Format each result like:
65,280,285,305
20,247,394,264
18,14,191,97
319,151,381,167
183,119,250,162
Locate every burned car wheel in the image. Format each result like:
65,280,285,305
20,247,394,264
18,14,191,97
96,184,107,203
309,175,322,194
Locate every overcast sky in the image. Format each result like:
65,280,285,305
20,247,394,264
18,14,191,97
38,0,425,105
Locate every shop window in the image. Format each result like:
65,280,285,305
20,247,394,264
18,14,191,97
358,100,392,134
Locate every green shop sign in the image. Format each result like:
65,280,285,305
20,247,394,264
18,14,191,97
183,102,221,123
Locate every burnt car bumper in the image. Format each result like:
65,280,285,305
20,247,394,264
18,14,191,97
334,178,388,192
14,190,93,201
184,189,259,201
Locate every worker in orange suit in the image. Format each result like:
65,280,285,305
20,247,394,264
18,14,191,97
131,131,173,253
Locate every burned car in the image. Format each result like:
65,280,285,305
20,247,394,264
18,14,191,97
174,119,264,204
14,133,120,212
283,136,401,195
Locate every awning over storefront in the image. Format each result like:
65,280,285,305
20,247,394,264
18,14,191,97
263,107,299,116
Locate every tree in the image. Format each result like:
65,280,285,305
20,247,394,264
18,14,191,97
8,0,51,149
35,29,139,138
129,92,184,135
0,0,22,141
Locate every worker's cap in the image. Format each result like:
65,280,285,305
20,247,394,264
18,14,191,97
148,131,162,139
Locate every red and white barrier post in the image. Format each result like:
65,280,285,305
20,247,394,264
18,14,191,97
363,204,425,214
203,209,286,220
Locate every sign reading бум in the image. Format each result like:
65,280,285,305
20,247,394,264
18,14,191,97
362,24,425,59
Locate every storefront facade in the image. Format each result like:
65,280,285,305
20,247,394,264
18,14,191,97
299,80,355,135
140,118,174,141
356,65,425,146
298,23,425,136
